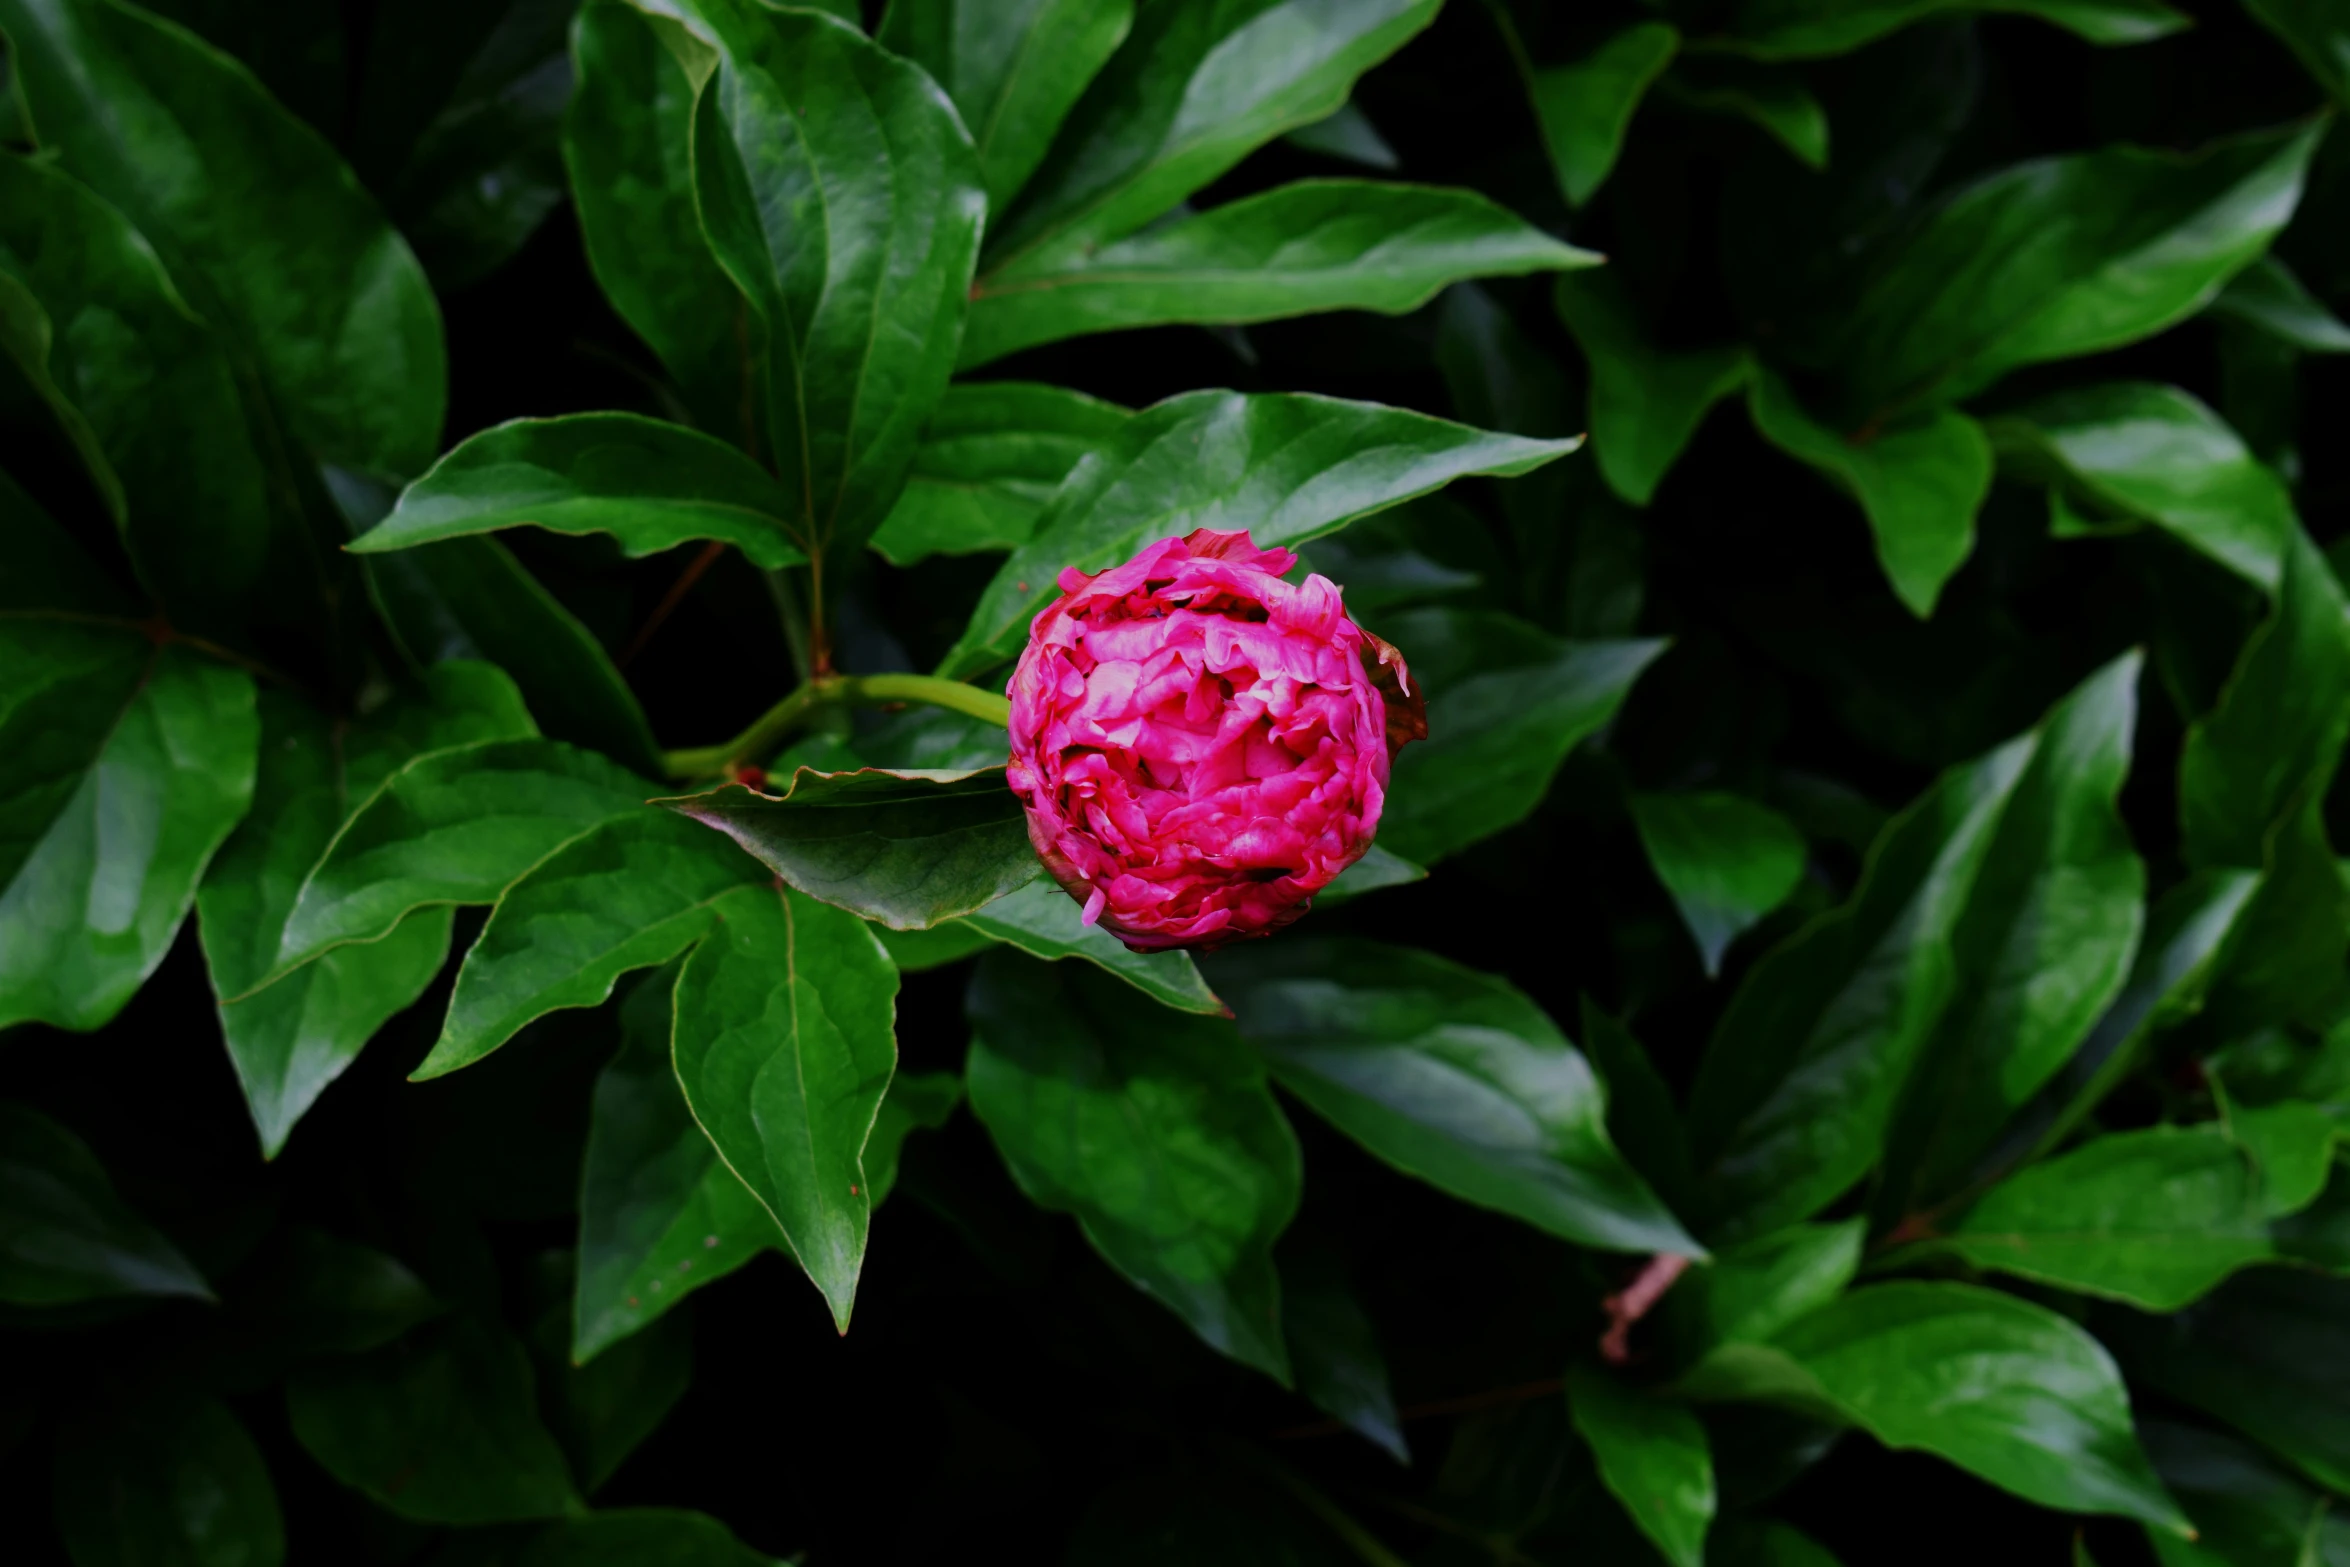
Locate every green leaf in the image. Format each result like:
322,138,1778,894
564,0,751,444
981,0,1441,275
876,0,1136,210
2225,1097,2337,1216
952,877,1226,1014
1748,369,1992,617
938,390,1579,679
1208,938,1697,1255
0,267,126,527
966,953,1299,1381
865,1071,962,1208
355,415,808,571
658,768,1039,931
0,628,257,1032
1714,1521,1846,1567
286,1315,581,1523
2113,1269,2350,1495
2209,254,2350,354
0,468,135,614
1631,793,1807,977
1555,272,1752,507
1657,60,1830,170
869,381,1130,566
1689,655,2140,1241
2247,0,2350,106
531,1275,691,1494
1696,1282,2188,1532
199,670,535,1153
1525,23,1679,208
1832,123,2320,415
1314,843,1426,907
1875,650,2146,1218
229,1225,443,1360
1580,1001,1699,1217
1932,1125,2271,1310
671,881,898,1332
1567,1362,1715,1567
273,737,653,977
0,153,275,634
1284,99,1399,169
2141,1418,2350,1567
1671,1220,1864,1356
1987,383,2293,591
576,962,783,1365
514,1509,782,1567
1375,607,1665,865
53,1393,284,1567
421,812,759,1081
0,1100,209,1305
691,5,984,561
963,178,1596,367
0,0,445,476
1281,1240,1406,1462
1718,0,2189,61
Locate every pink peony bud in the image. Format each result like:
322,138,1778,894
1005,528,1426,953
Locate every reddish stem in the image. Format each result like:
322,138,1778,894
1599,1252,1692,1365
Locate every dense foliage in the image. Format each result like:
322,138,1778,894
9,0,2350,1561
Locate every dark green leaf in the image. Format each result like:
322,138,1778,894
1718,0,2188,62
869,381,1129,566
1579,1001,1699,1217
691,5,984,560
1284,99,1399,169
1567,1361,1714,1567
1375,606,1665,865
963,178,1595,367
2141,1418,2350,1567
2247,0,2350,105
0,627,256,1032
1209,938,1696,1255
1714,1521,1846,1567
0,469,134,614
514,1509,781,1567
1932,1125,2271,1309
1831,124,2319,415
421,812,759,1081
2224,1097,2336,1216
967,953,1300,1381
576,962,783,1365
876,0,1136,210
0,267,125,527
1631,792,1807,977
0,0,445,476
563,0,751,443
273,737,653,977
671,881,899,1331
534,1280,691,1494
659,767,1039,931
0,1100,209,1305
1689,655,2139,1241
1281,1240,1405,1462
1673,1222,1865,1376
1987,383,2293,590
229,1225,443,1360
286,1315,580,1523
951,877,1225,1014
865,1071,962,1208
53,1393,283,1567
1657,60,1830,169
356,415,807,570
981,0,1440,274
1525,23,1678,207
1556,272,1752,507
2209,255,2350,353
1748,369,1991,617
938,390,1580,679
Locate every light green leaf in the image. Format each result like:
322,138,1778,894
286,1315,581,1523
869,381,1130,566
2227,1098,2338,1217
0,628,256,1032
1376,607,1665,865
1208,938,1697,1255
691,5,985,560
1832,123,2319,414
355,415,807,570
575,962,783,1365
53,1393,283,1567
658,768,1039,931
0,1100,210,1306
1631,792,1807,977
938,390,1580,679
964,178,1595,367
1526,23,1679,208
1987,383,2293,591
967,953,1299,1381
1568,1362,1715,1567
876,0,1136,210
1670,1220,1863,1354
273,737,653,977
2209,254,2350,353
1749,369,1991,617
981,0,1441,275
0,0,445,475
1718,0,2189,61
1556,272,1752,507
672,881,899,1332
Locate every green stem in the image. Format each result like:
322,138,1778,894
661,672,1010,782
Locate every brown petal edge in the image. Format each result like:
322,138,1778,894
1360,627,1428,752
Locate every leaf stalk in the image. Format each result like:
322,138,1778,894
662,672,1011,781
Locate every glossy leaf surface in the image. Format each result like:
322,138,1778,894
1631,792,1808,977
955,876,1225,1014
1527,23,1678,207
1568,1361,1715,1567
869,381,1130,565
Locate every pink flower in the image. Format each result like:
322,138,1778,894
1005,528,1425,953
